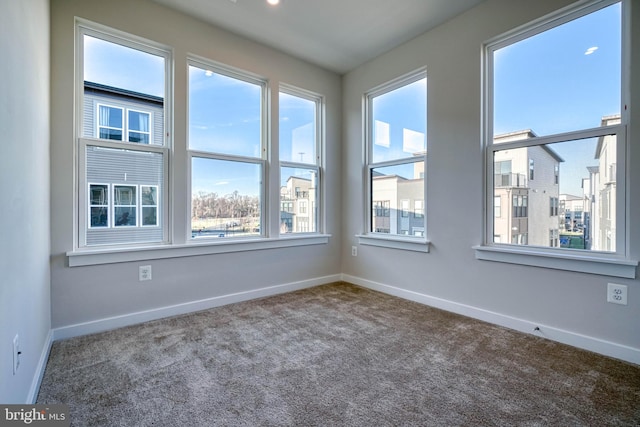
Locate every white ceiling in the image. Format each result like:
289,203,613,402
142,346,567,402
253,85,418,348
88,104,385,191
151,0,485,74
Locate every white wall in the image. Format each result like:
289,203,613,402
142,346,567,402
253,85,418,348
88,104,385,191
0,0,51,403
50,0,342,330
342,0,640,361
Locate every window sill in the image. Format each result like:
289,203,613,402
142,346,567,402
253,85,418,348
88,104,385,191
67,234,331,267
473,245,638,279
357,234,430,253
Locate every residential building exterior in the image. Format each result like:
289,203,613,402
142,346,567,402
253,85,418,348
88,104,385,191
588,115,620,252
280,174,317,233
493,130,563,247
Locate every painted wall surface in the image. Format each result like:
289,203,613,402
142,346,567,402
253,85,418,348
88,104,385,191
342,0,639,352
0,0,51,403
50,0,342,329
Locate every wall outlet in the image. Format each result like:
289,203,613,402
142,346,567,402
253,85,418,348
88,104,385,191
13,334,20,375
139,265,152,281
351,246,357,256
607,283,627,305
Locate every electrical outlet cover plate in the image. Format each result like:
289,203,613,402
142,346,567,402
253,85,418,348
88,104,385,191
139,265,152,281
607,283,628,305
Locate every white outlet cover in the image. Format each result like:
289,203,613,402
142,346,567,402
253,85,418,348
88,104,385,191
607,283,627,305
139,265,152,281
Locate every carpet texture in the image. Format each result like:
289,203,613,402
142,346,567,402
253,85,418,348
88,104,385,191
38,282,640,426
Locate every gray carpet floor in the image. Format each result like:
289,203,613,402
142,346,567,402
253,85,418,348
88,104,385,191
38,282,640,426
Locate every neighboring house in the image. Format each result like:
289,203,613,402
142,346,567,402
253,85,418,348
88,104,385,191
372,157,425,237
83,82,165,246
280,175,317,233
589,115,620,252
493,130,563,247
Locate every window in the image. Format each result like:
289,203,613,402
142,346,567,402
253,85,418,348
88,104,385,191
279,87,322,234
366,71,426,237
549,229,559,248
89,184,109,228
188,61,265,239
401,200,410,217
78,26,168,247
478,0,637,278
96,105,152,143
550,197,559,217
414,200,424,218
494,196,501,218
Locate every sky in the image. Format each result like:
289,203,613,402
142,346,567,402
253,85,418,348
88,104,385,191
84,1,621,205
493,2,621,196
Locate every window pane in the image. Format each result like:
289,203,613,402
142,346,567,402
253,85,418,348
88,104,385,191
83,35,164,144
493,135,616,252
280,167,318,233
189,65,262,157
279,92,316,164
85,146,164,246
371,78,426,163
99,106,123,128
371,162,424,235
191,157,262,238
114,206,136,227
142,207,157,226
493,3,621,137
99,128,123,141
90,207,108,228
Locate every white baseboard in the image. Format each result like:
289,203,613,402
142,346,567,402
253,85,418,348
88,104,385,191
28,329,53,403
341,274,640,366
53,274,342,341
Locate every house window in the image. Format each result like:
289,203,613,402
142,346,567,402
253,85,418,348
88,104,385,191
96,105,151,143
366,71,426,237
485,0,625,255
494,196,501,218
401,200,410,217
550,197,559,217
97,105,123,140
89,184,109,228
78,26,168,247
549,229,559,248
188,61,265,239
141,185,158,226
279,86,322,234
414,200,424,218
512,195,527,218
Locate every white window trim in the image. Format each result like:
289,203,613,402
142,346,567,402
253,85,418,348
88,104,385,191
76,21,172,250
140,185,160,228
363,69,429,251
67,234,332,267
476,0,637,278
186,57,268,242
88,182,110,229
96,104,124,140
126,108,152,144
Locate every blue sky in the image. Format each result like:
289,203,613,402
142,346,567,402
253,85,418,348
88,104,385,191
84,1,621,201
494,2,620,196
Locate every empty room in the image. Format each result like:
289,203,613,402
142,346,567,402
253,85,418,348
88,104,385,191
1,0,639,425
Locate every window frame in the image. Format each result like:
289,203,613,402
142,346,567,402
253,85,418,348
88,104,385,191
68,21,332,266
75,22,171,249
475,0,637,278
187,56,268,242
358,69,429,253
278,84,324,236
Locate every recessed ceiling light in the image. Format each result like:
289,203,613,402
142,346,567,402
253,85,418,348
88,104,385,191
267,0,280,5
